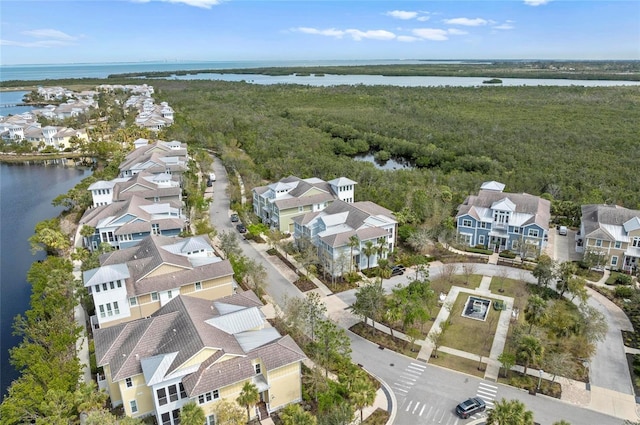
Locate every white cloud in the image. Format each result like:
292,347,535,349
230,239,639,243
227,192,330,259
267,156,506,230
21,29,77,41
493,23,515,30
294,27,396,41
417,16,430,22
412,28,449,41
524,0,551,5
386,10,418,20
345,29,396,41
447,28,468,35
132,0,222,9
443,17,488,26
296,27,346,38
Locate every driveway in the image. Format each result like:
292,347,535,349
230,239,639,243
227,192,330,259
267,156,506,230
550,227,583,263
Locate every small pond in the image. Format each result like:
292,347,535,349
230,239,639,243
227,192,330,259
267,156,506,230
352,153,414,171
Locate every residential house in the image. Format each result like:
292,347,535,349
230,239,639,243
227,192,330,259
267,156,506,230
79,195,185,252
88,171,182,208
119,140,188,179
292,199,397,277
93,291,306,424
84,234,236,329
23,125,89,150
455,181,550,255
253,176,357,233
580,204,640,272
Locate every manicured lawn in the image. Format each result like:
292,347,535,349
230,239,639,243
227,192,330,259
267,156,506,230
439,293,501,357
429,352,485,378
488,276,530,311
431,274,483,295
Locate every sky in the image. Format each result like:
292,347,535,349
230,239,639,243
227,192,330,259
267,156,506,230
1,0,639,65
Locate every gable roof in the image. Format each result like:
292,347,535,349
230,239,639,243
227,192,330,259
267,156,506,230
94,292,306,394
581,204,640,241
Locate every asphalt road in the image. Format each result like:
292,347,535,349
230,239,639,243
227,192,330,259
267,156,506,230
349,331,623,425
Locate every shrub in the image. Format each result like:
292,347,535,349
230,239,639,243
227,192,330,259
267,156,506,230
499,250,517,259
615,285,635,299
465,246,492,255
615,274,633,286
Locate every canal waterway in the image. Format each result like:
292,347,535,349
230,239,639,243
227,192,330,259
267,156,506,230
0,161,91,399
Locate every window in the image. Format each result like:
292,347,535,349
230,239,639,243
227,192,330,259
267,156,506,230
194,282,202,291
206,415,216,425
480,222,487,229
95,284,100,293
152,223,160,235
161,412,171,425
298,206,304,212
478,235,485,245
157,388,168,406
528,229,539,237
152,292,159,301
179,383,187,399
99,305,105,318
130,297,138,306
113,301,119,315
254,363,261,374
110,281,115,290
513,227,519,234
595,239,603,247
212,389,219,399
615,241,622,249
169,384,178,402
167,290,173,299
125,378,133,388
102,283,108,291
172,410,180,424
106,303,113,316
117,280,122,288
633,237,640,248
130,400,138,414
462,219,473,227
612,256,619,266
119,234,132,242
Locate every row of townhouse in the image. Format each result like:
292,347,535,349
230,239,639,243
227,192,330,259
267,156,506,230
83,138,307,424
455,181,551,257
80,139,189,251
455,182,640,273
125,94,174,132
0,112,89,149
1,84,173,150
252,176,398,276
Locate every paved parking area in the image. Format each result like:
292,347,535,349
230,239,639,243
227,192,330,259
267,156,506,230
549,227,583,263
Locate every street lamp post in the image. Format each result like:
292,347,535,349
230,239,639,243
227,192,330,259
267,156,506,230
537,369,544,392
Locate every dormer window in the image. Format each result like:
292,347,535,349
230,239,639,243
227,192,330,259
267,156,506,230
254,363,261,374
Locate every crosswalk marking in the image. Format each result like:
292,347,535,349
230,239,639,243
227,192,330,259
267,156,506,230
419,404,426,416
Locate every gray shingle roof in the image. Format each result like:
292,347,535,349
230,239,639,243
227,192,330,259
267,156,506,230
581,204,640,240
95,292,306,395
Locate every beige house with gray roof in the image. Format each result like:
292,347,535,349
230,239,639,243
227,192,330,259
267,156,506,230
580,204,640,272
83,235,235,329
252,176,357,233
94,291,306,424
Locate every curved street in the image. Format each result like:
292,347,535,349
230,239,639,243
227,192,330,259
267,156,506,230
207,156,638,424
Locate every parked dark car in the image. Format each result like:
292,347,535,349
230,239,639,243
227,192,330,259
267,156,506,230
236,223,247,233
455,397,486,419
391,265,406,276
230,213,239,222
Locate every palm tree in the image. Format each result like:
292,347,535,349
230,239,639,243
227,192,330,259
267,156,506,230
517,335,544,375
486,398,534,425
349,378,377,423
236,381,260,422
362,240,376,271
279,403,317,425
524,295,547,334
179,401,206,425
348,235,360,272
